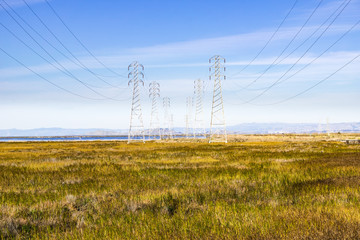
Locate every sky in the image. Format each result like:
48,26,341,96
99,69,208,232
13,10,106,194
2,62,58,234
0,0,359,129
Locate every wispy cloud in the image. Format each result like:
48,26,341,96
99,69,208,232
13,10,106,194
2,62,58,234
225,51,360,95
227,51,360,67
1,22,358,79
120,24,357,60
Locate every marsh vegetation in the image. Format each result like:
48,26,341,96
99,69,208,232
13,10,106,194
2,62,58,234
0,134,359,239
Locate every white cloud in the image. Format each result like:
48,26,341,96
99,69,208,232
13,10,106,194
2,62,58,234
1,22,358,78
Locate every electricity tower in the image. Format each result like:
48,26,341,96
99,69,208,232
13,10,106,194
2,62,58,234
185,96,193,138
128,61,145,143
193,79,205,138
149,81,161,140
209,55,227,143
163,97,173,139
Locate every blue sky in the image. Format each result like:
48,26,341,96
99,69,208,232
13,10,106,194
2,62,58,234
0,0,359,129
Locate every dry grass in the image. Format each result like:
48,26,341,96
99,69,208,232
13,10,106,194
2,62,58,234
0,134,359,239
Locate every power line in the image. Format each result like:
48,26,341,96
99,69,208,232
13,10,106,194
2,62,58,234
232,0,324,90
229,0,299,77
233,0,350,92
254,53,360,106
0,3,127,101
268,18,360,89
42,0,126,78
241,0,353,104
0,23,125,101
228,19,359,106
0,46,104,101
0,20,101,97
5,0,128,88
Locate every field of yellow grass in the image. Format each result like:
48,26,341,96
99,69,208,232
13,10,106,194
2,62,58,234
0,134,359,239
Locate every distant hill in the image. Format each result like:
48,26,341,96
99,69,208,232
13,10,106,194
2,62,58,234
227,122,360,134
0,122,359,137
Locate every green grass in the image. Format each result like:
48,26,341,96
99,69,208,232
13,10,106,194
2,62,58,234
0,136,359,239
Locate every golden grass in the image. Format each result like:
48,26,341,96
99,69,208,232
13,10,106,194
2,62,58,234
0,134,359,239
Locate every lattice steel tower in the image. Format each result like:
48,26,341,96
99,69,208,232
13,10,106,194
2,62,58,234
149,81,161,139
163,97,173,139
194,79,205,138
128,61,145,143
185,96,193,138
209,55,227,143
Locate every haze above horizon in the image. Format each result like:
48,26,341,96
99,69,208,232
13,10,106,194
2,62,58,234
0,0,359,129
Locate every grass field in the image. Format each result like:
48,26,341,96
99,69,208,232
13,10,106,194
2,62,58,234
0,134,360,239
